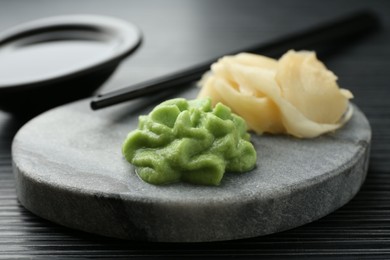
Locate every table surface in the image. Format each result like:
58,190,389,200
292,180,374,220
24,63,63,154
1,0,389,258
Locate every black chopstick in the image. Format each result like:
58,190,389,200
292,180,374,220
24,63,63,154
90,10,379,110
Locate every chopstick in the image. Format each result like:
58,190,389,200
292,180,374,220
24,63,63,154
90,10,379,110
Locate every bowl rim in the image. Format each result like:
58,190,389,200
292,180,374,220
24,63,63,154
0,14,142,91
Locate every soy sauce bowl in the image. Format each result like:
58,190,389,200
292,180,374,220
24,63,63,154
0,15,141,116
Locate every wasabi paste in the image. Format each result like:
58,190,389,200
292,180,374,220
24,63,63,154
122,98,257,186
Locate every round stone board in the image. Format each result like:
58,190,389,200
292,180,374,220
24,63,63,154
12,87,371,242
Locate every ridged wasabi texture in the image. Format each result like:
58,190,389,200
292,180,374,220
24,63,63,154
122,98,257,186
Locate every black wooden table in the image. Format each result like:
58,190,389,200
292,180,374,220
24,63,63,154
1,0,389,258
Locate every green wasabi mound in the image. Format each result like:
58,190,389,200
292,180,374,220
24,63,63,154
122,98,257,186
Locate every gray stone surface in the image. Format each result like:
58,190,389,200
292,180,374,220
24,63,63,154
12,87,371,242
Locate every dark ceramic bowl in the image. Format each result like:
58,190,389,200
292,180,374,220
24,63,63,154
0,15,141,115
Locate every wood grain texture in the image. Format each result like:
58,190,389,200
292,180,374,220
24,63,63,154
1,0,390,257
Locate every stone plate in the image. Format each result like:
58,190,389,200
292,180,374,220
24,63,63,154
12,87,371,242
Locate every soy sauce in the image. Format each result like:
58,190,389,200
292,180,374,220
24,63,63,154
0,40,112,86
